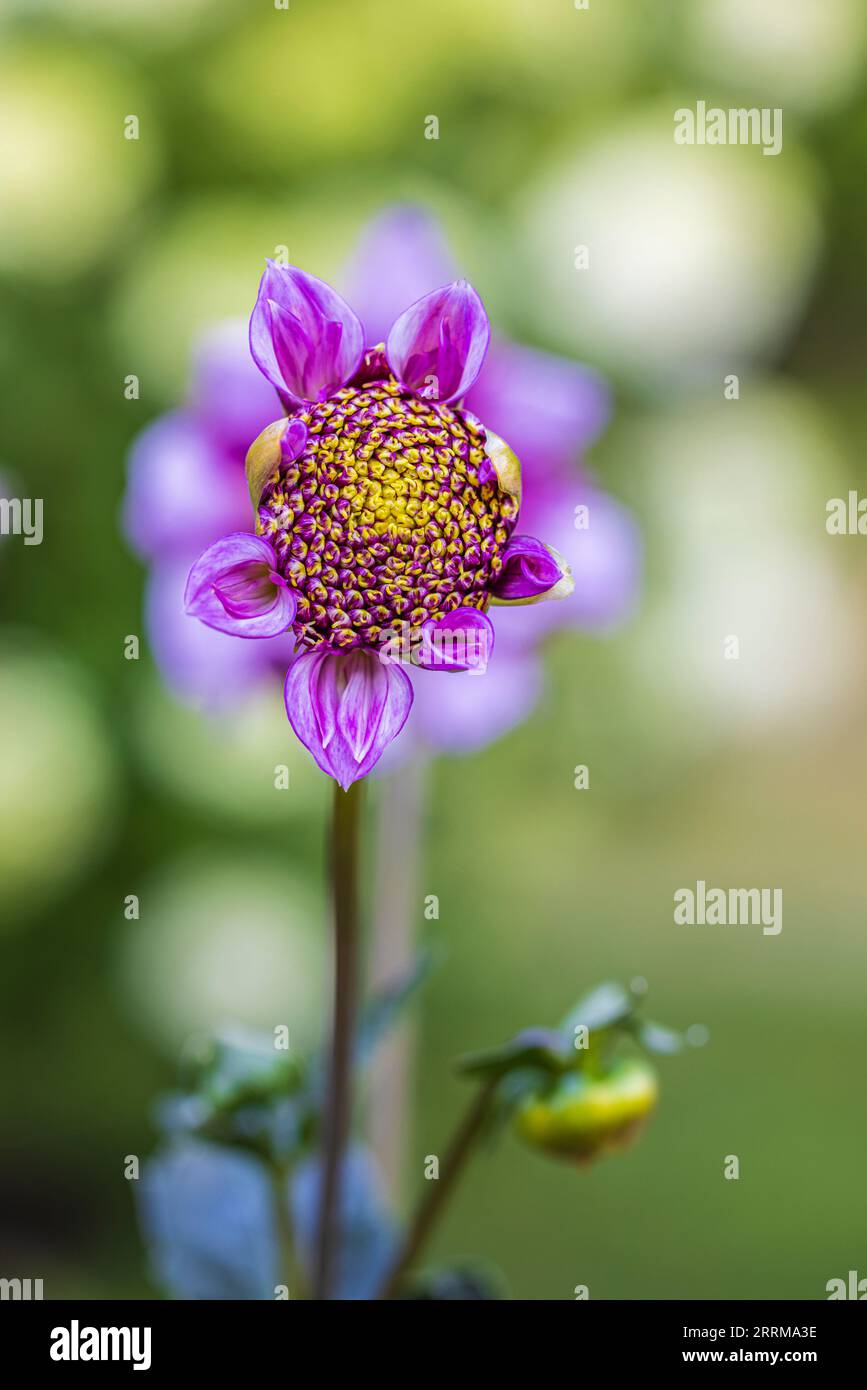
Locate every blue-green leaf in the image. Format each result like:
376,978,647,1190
636,1019,684,1055
354,943,442,1065
291,1146,398,1299
137,1140,277,1300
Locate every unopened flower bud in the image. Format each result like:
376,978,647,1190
514,1057,658,1163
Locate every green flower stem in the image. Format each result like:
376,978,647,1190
379,1078,497,1299
313,778,364,1300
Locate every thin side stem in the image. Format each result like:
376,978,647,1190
271,1162,302,1299
378,1079,496,1299
313,778,364,1299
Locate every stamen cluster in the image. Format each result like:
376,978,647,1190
257,377,518,651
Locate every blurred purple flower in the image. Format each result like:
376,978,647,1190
122,206,640,748
123,321,291,707
342,209,639,756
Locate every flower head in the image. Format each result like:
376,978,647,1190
124,205,640,750
185,265,570,787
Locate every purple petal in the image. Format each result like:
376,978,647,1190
466,342,610,477
336,653,393,762
284,647,413,789
185,533,296,638
490,535,566,602
146,559,294,711
249,263,364,405
281,417,308,465
310,650,341,754
123,413,249,560
386,280,490,404
501,483,642,640
342,206,458,347
415,608,495,672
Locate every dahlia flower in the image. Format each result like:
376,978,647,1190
123,207,639,747
184,264,572,788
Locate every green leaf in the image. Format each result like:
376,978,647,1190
398,1262,507,1300
457,1027,575,1080
560,981,634,1037
185,1029,304,1113
483,1066,557,1141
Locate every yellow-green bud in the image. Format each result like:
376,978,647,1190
514,1057,659,1163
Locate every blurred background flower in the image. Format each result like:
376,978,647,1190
116,854,325,1057
630,382,856,734
0,635,118,924
680,0,867,114
1,0,866,1300
517,114,821,388
0,40,158,281
14,0,218,45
